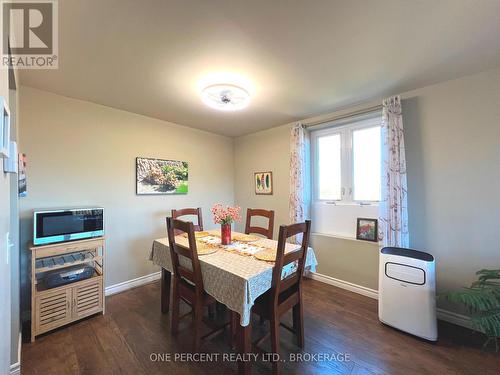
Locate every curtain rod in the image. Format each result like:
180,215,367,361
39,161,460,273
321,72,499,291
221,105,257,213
303,104,383,128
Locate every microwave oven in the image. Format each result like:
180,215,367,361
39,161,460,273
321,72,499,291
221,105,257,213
33,208,104,246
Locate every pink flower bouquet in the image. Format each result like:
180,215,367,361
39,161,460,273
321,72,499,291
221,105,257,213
211,204,242,225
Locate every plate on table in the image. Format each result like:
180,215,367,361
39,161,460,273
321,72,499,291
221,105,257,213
254,248,277,262
233,234,261,242
181,231,210,239
194,231,210,238
196,243,219,255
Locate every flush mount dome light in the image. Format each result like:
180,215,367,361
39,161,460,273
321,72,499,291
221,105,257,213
201,84,250,111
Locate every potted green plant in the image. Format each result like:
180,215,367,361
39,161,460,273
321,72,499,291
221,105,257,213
442,269,500,350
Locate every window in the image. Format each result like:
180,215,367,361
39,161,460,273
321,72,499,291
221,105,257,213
317,133,341,200
311,115,381,238
352,126,381,201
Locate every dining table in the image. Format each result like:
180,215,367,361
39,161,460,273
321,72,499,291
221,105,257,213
149,229,318,374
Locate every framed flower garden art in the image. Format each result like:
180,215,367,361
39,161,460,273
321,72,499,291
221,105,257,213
136,157,188,195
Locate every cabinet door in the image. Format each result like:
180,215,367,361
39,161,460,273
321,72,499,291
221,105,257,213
35,288,72,335
72,278,103,320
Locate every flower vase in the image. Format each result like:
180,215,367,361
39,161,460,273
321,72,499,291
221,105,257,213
221,223,231,245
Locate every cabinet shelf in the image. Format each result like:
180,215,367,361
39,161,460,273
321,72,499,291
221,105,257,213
35,253,103,274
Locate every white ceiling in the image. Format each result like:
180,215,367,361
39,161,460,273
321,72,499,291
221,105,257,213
20,0,500,137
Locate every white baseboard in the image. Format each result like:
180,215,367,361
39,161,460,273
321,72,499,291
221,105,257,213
9,332,21,375
437,308,472,330
10,362,20,375
307,271,379,300
307,271,472,330
105,271,161,296
17,332,21,363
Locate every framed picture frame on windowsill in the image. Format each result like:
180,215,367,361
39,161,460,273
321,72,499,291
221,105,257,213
356,218,378,242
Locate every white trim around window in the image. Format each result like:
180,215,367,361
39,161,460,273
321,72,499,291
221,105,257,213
311,116,381,205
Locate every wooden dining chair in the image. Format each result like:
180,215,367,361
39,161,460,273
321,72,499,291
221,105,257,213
252,220,311,374
244,208,275,239
166,217,222,351
171,207,204,231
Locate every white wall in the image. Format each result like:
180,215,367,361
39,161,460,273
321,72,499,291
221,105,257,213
403,67,500,293
0,3,12,372
18,87,235,318
234,67,500,304
234,124,291,238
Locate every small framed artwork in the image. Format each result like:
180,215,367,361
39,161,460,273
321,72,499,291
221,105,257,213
0,97,10,158
356,218,378,242
18,153,27,197
136,157,188,195
254,171,273,195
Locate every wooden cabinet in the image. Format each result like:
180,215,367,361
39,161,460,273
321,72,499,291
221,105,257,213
30,238,105,341
35,288,72,335
72,277,103,319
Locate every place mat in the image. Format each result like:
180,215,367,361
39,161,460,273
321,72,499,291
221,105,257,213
254,248,277,262
222,242,270,257
232,233,261,242
198,236,222,245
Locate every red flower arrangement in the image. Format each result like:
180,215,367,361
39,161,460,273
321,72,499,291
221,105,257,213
211,204,242,225
211,204,241,245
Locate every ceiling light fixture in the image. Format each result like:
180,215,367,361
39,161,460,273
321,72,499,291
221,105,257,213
201,84,250,111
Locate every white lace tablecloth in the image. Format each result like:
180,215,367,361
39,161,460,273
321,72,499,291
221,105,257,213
149,230,318,326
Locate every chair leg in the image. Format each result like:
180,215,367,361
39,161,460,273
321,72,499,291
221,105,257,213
208,303,215,319
161,269,171,313
216,301,225,313
193,302,203,352
293,302,304,348
171,279,180,335
230,311,238,349
270,313,280,375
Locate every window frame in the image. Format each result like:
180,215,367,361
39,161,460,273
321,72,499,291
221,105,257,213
311,116,381,206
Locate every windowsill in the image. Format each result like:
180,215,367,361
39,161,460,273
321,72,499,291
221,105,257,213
315,201,379,206
312,231,379,245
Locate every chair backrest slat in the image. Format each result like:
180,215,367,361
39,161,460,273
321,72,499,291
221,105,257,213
173,243,193,259
245,208,275,239
166,217,204,292
172,208,204,232
283,249,303,264
278,273,299,294
177,267,194,281
270,220,311,304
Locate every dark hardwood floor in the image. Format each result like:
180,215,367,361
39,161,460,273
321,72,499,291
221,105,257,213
22,279,500,375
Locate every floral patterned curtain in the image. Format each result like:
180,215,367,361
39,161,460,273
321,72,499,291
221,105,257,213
379,96,409,248
290,123,310,242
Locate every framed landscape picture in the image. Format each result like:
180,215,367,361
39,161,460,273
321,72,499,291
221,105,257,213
254,171,273,195
136,157,188,195
356,218,378,242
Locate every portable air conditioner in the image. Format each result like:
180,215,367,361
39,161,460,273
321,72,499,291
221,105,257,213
378,247,437,341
